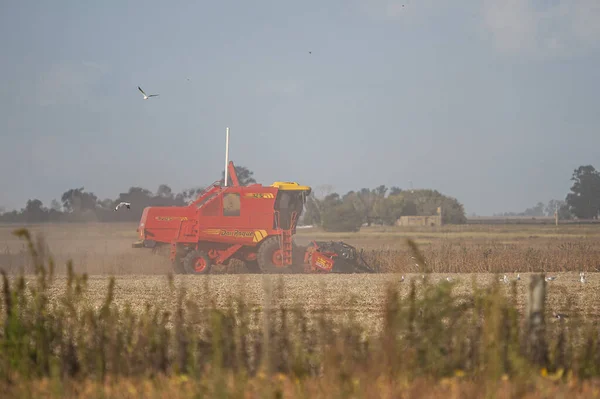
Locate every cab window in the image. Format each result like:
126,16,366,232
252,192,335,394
223,193,241,216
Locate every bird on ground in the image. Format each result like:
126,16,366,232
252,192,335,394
580,272,586,283
516,273,521,281
553,312,568,320
138,86,159,100
546,276,557,281
500,274,508,283
115,202,131,211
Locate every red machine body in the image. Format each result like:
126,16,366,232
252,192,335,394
132,161,311,274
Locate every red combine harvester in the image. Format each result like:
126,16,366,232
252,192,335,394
132,161,375,274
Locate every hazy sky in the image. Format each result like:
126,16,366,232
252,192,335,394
1,0,599,216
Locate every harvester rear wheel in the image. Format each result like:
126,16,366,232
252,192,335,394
183,250,212,275
257,236,291,274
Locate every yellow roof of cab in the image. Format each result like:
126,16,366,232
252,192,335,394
270,181,311,191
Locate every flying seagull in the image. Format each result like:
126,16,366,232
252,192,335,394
114,202,131,211
138,86,159,100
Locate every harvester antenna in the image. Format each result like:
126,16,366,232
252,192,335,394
224,127,230,187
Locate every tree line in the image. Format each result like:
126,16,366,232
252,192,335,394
2,164,597,228
0,166,257,224
0,164,467,229
303,185,467,232
495,165,600,220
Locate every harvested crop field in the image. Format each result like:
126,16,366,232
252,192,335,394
2,222,600,331
23,272,600,334
2,222,600,274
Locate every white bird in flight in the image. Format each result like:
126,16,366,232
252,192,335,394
114,202,131,211
138,86,159,100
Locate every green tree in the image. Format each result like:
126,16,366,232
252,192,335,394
221,165,256,186
565,165,600,219
302,193,322,226
545,199,572,219
375,195,418,225
321,202,362,232
156,184,173,198
50,199,62,212
351,187,387,226
304,192,364,231
522,202,545,217
398,189,466,224
24,199,47,223
177,187,205,204
61,188,98,213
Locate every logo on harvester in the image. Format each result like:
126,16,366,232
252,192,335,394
155,216,188,221
220,230,254,238
203,229,268,243
314,255,333,271
245,193,274,199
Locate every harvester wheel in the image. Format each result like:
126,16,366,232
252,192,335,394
257,236,291,274
183,250,212,275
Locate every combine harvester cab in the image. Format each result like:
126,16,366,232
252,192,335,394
133,160,313,274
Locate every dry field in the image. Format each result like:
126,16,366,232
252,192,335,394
3,222,600,397
2,222,600,274
1,222,600,331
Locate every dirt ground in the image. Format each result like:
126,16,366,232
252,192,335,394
2,222,599,275
1,222,599,332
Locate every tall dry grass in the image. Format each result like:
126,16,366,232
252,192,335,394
363,240,600,273
2,228,600,397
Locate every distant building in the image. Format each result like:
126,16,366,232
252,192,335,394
396,207,442,227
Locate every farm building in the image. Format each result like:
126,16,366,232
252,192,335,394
396,207,442,227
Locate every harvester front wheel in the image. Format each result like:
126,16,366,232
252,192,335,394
183,250,212,275
257,236,291,274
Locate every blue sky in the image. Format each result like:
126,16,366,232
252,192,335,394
1,0,599,216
